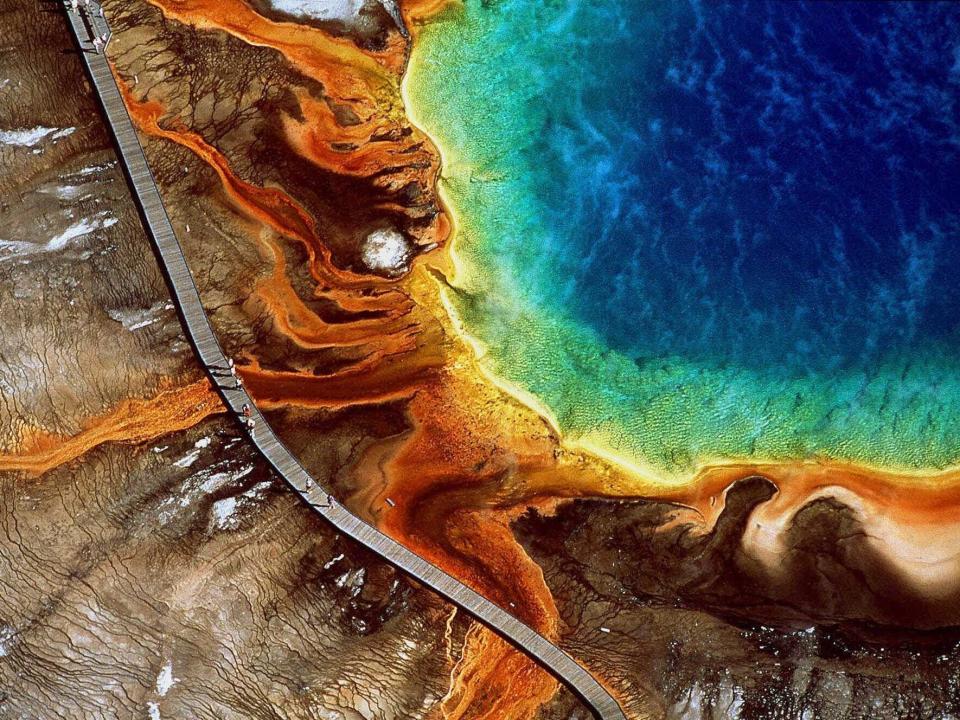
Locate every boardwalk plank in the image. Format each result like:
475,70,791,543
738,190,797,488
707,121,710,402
61,6,626,719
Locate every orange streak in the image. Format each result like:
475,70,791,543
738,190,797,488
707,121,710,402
280,85,450,251
254,232,414,350
0,380,222,476
283,87,435,180
141,1,453,250
371,376,570,720
113,5,567,716
402,0,461,26
238,352,439,410
145,0,401,107
661,459,960,530
442,625,558,720
116,74,394,304
117,75,433,411
124,1,960,714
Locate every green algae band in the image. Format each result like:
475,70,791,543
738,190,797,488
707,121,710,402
407,0,960,478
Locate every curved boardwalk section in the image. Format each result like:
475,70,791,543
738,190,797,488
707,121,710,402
61,5,627,720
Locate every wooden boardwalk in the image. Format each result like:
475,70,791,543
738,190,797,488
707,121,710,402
62,6,627,719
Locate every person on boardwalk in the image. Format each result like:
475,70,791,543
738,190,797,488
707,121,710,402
245,417,256,431
70,0,79,13
92,36,103,53
234,374,244,390
61,8,629,714
241,403,251,418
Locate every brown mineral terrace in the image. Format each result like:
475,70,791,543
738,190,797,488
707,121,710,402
61,4,627,719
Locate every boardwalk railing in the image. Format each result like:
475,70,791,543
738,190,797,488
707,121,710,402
62,6,627,719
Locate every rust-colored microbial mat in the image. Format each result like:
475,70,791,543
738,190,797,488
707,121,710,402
9,0,960,718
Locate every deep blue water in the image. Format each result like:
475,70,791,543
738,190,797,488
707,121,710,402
531,0,960,376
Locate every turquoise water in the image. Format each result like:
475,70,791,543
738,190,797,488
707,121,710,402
408,0,960,476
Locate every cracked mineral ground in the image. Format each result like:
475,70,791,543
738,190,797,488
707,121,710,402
3,1,960,719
